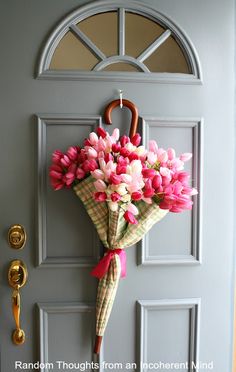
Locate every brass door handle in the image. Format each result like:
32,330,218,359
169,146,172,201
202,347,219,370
8,260,28,345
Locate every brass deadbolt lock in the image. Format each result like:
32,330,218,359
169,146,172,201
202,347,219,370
8,225,26,250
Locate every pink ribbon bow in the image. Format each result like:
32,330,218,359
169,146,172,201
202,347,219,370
91,248,126,279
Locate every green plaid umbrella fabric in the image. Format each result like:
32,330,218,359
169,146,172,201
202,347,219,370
74,175,168,353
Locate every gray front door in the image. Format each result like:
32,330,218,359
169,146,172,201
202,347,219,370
1,1,235,371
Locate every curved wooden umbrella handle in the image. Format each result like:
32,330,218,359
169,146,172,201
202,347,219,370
104,99,138,138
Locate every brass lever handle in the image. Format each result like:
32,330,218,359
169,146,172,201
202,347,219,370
8,260,28,345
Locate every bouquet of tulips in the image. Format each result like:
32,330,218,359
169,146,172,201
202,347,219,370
49,126,197,353
50,127,197,218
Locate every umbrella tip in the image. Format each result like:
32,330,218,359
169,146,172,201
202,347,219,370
94,335,103,354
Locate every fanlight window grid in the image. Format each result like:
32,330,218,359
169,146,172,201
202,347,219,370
38,1,202,83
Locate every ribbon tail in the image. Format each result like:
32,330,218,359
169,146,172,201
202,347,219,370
91,252,112,279
119,250,126,278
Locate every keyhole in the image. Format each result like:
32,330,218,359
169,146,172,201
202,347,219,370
11,232,22,244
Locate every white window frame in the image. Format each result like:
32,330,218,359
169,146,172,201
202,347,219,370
37,0,202,84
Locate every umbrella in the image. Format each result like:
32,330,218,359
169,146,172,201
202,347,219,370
49,98,197,354
74,99,168,353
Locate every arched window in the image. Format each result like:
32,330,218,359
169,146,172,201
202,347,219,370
38,1,202,83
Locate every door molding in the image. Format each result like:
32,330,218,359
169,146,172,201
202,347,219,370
37,302,97,372
37,114,102,268
137,299,201,372
138,117,203,266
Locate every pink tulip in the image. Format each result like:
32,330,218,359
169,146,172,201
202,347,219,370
89,132,98,145
51,179,65,190
127,203,139,215
49,170,63,180
77,150,87,163
50,163,63,172
86,147,97,159
147,151,157,165
94,179,107,192
142,168,156,179
76,168,85,180
167,148,176,160
111,128,120,141
164,195,177,205
157,149,168,163
84,139,91,146
116,165,127,175
110,173,122,185
170,206,183,213
128,152,139,161
50,163,63,176
104,153,113,163
173,181,183,195
68,163,76,173
143,188,155,198
159,201,171,210
97,138,106,152
120,135,130,147
94,192,107,202
164,185,173,195
106,160,116,173
131,191,142,201
170,158,184,171
142,197,152,204
105,136,113,151
60,155,71,168
177,172,190,183
97,127,107,138
98,158,106,171
67,146,78,161
144,178,152,190
176,196,193,208
82,159,98,172
65,172,75,186
52,150,63,164
152,174,162,189
111,192,121,202
124,211,138,224
118,156,129,166
131,133,141,146
91,169,104,180
180,153,192,162
149,140,158,154
162,176,171,186
98,151,105,159
64,163,77,185
120,147,130,157
160,167,170,177
112,143,121,153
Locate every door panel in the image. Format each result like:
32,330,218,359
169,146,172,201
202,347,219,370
37,115,101,267
0,1,235,372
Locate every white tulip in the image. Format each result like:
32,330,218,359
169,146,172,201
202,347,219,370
121,194,131,203
125,142,136,152
130,160,142,174
115,183,127,196
135,146,146,156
